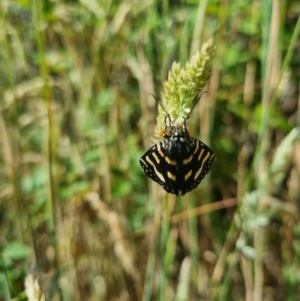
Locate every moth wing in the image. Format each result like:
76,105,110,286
139,142,180,195
181,139,215,195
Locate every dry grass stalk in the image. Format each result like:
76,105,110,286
85,192,142,293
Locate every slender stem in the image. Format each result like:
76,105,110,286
31,0,62,298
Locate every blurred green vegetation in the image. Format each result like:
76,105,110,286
1,0,300,300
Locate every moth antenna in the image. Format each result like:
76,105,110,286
188,91,208,118
148,93,167,114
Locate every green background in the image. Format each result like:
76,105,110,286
1,0,300,300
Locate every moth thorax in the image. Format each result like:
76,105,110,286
165,127,191,155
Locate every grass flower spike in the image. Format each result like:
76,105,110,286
155,39,215,139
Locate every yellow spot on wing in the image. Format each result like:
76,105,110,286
152,152,160,163
183,141,199,165
197,148,205,161
183,155,192,165
146,156,165,182
194,152,211,180
165,157,176,165
157,143,165,158
184,170,192,181
156,141,176,165
167,172,176,181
